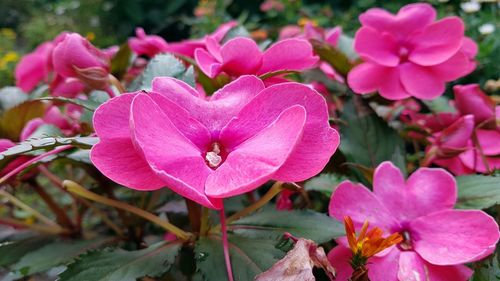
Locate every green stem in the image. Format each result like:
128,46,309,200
200,207,210,236
63,180,192,241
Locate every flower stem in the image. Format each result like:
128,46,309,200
200,207,210,236
108,74,126,94
0,189,62,229
0,217,67,235
220,204,234,281
62,180,192,241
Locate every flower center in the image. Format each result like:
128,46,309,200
398,230,413,251
205,142,224,169
399,47,409,62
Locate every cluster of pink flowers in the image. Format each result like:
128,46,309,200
404,84,499,174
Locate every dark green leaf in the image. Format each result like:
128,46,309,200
0,236,53,267
340,98,406,172
229,209,342,243
36,96,103,111
0,100,46,140
196,235,284,281
24,124,63,140
110,43,132,79
13,237,112,275
141,54,187,90
456,175,500,209
311,39,353,77
0,87,28,113
471,253,500,281
304,173,347,196
59,241,181,281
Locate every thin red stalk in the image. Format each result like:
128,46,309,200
219,204,234,281
0,145,72,184
104,86,116,98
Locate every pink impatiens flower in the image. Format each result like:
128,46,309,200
348,3,477,100
328,161,499,281
128,27,169,58
194,37,318,78
90,75,339,209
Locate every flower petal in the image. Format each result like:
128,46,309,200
130,94,219,209
219,82,338,182
454,84,495,124
410,209,500,265
329,181,399,231
258,38,318,74
378,66,411,100
426,263,473,281
400,62,445,100
408,17,464,66
347,63,387,94
354,27,399,67
220,37,263,76
90,138,165,190
367,247,400,281
431,51,471,82
397,251,428,281
93,93,137,140
476,129,500,156
206,105,306,198
327,245,354,281
194,48,222,78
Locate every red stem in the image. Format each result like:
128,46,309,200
219,204,234,281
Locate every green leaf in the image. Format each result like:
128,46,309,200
141,54,188,90
0,236,54,267
310,38,353,77
0,100,46,140
110,43,132,79
12,237,112,275
221,26,250,43
337,34,358,61
59,241,182,281
423,96,456,113
196,235,284,281
36,96,103,111
0,87,28,113
0,136,98,161
230,209,343,243
304,173,347,196
25,124,63,139
340,98,406,173
471,253,500,281
456,175,500,209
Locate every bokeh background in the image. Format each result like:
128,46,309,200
0,0,498,90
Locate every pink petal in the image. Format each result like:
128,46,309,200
148,93,212,150
0,139,15,152
432,156,473,176
367,247,400,281
431,51,471,81
400,62,445,100
373,162,456,221
410,209,500,265
93,93,137,140
459,148,500,173
15,52,48,92
219,82,339,182
130,94,219,209
409,17,464,66
454,84,495,124
398,251,428,281
354,27,399,67
20,118,44,141
434,115,474,151
347,63,387,94
329,181,399,232
325,26,342,46
378,66,411,100
152,76,264,134
206,105,306,198
360,3,436,39
426,263,473,281
476,129,500,155
205,36,222,61
194,48,223,78
327,245,353,280
220,37,263,76
258,38,319,74
209,21,238,42
90,138,165,190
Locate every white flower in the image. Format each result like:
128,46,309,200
479,23,495,35
461,1,481,13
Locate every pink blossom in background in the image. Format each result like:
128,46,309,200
328,161,499,281
128,27,169,58
194,36,318,79
348,3,477,100
91,75,339,209
49,75,86,98
52,33,111,89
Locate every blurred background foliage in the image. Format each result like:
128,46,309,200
0,0,498,88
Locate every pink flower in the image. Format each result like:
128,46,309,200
15,32,68,93
348,3,477,100
128,27,169,58
52,33,111,89
454,84,496,125
168,21,237,58
90,75,339,209
49,75,86,98
328,162,499,281
194,37,318,78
